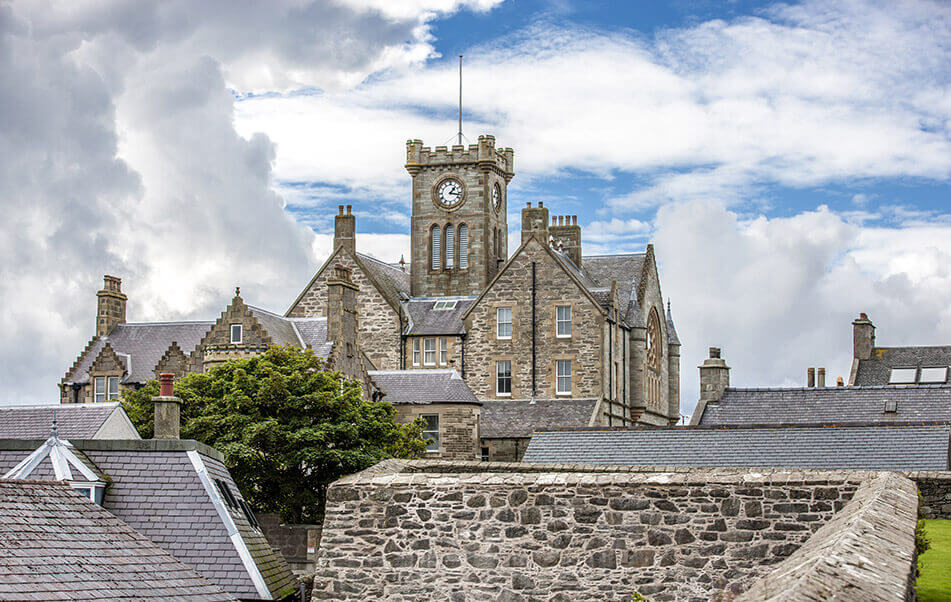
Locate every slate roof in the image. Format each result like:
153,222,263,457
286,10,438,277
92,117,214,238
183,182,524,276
369,370,480,405
666,302,680,346
855,346,951,386
0,479,232,600
248,306,304,348
64,321,213,385
583,254,647,325
0,403,138,440
0,439,297,601
523,424,951,471
291,317,333,357
696,385,951,426
358,252,411,307
403,297,476,335
480,398,599,438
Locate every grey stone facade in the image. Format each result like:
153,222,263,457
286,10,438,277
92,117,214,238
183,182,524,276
312,460,875,601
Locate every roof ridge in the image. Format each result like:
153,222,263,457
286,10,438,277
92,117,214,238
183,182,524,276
583,252,648,259
115,320,216,326
534,421,951,432
0,402,119,410
246,305,289,320
725,384,951,392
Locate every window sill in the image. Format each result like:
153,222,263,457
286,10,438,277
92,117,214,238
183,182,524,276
496,393,512,397
497,336,512,341
556,335,572,339
555,392,572,397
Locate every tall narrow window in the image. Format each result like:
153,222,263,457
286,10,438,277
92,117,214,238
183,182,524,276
496,361,512,396
230,324,242,344
556,360,572,395
94,376,106,403
412,339,420,366
431,225,441,270
458,225,468,269
445,225,454,269
107,376,120,400
439,337,448,365
556,305,572,338
423,338,436,365
497,307,512,340
422,414,439,452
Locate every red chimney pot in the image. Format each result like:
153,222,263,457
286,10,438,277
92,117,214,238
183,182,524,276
159,373,174,397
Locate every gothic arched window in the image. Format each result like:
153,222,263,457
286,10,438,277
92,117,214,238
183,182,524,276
646,307,661,370
458,224,468,269
445,225,454,269
431,225,441,270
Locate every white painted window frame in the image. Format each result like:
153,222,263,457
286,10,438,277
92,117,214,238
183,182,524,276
497,307,512,340
496,360,512,397
556,359,572,395
230,323,243,344
423,338,437,366
556,305,572,338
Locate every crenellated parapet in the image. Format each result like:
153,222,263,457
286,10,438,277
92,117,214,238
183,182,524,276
406,135,514,182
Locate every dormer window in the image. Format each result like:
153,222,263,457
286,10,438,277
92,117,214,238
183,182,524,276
230,324,243,344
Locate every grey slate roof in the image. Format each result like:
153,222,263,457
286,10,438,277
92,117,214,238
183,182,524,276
523,424,951,470
583,254,646,325
697,385,951,426
0,403,138,440
0,440,296,600
248,305,304,347
0,479,232,600
358,252,411,306
666,302,680,346
480,398,599,438
369,370,480,405
855,346,951,386
65,321,213,385
291,317,333,357
403,297,476,335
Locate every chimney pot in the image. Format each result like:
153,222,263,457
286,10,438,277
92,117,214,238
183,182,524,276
836,376,844,387
572,215,577,226
709,347,721,359
526,202,531,208
807,367,816,388
538,202,543,207
860,312,868,320
346,205,352,215
338,205,344,215
817,367,826,388
159,373,174,397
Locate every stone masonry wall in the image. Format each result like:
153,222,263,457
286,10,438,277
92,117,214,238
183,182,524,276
463,238,604,401
912,472,951,519
286,250,402,371
259,513,323,572
395,404,481,461
313,460,866,601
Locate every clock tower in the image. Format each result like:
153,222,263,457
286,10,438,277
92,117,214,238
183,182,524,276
405,135,515,297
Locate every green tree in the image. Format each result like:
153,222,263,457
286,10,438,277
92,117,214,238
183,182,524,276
122,346,426,522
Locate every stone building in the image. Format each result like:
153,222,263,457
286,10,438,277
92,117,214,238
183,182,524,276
848,312,951,386
61,268,373,404
287,135,681,460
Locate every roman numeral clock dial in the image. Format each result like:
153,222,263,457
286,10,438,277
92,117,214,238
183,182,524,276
433,176,466,210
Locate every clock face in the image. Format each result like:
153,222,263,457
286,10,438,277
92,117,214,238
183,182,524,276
492,183,502,211
434,177,465,208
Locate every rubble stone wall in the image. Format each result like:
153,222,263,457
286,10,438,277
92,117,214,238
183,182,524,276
912,471,951,519
313,461,874,601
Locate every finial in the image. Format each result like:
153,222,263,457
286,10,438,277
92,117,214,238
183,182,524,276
667,298,671,313
50,408,58,439
235,286,240,297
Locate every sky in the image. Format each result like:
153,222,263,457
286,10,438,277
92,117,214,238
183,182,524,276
1,0,950,419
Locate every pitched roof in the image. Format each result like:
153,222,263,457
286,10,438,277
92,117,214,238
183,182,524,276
247,305,304,347
369,370,480,405
0,439,297,600
65,321,213,385
0,403,138,440
480,398,599,438
0,479,232,600
291,317,333,357
855,346,951,386
523,424,951,471
403,297,476,335
357,252,411,307
696,385,951,426
583,253,647,325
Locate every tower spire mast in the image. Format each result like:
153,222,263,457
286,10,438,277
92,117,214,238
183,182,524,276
458,55,463,145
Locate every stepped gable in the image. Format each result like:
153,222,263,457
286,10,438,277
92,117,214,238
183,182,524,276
480,398,599,438
0,403,137,440
63,321,213,385
696,384,951,426
403,297,476,336
0,479,232,600
523,423,951,470
854,345,951,386
0,439,297,601
369,369,480,405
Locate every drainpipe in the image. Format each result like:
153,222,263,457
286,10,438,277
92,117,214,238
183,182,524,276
531,262,537,398
460,333,467,379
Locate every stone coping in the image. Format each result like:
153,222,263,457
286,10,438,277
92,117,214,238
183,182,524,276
737,472,918,601
336,459,880,488
0,438,225,462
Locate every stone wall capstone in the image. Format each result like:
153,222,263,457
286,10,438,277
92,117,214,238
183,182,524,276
313,460,870,601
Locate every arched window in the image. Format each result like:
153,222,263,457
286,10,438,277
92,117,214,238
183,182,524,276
458,224,468,269
431,225,441,270
646,307,661,370
644,307,663,410
445,225,454,269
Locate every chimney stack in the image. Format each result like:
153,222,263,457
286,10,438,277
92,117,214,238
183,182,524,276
807,367,815,388
327,265,359,344
817,367,826,388
852,313,875,360
334,205,356,254
699,347,730,405
550,214,582,267
96,275,127,338
153,373,181,439
521,202,550,246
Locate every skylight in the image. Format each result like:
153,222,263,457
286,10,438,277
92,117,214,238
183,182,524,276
888,368,917,384
433,300,458,310
919,367,948,384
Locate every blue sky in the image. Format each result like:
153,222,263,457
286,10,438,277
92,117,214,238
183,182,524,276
3,0,951,413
